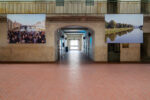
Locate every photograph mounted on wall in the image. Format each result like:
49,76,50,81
7,14,46,44
105,14,143,43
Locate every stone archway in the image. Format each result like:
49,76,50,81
54,25,95,62
46,17,107,62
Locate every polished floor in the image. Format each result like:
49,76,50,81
0,51,150,100
58,50,93,64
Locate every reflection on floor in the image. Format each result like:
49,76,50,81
0,51,150,100
58,50,93,65
0,63,150,100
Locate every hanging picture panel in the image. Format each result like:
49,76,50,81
105,14,143,43
7,14,46,44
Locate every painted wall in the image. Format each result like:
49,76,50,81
120,44,141,62
0,17,108,62
0,16,148,62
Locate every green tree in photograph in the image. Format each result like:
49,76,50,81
109,20,116,28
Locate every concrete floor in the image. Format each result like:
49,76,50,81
0,51,150,100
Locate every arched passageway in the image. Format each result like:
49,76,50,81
55,25,95,64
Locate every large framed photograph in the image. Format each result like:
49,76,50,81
7,14,46,44
105,14,143,43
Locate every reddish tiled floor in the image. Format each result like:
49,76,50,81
0,51,150,100
0,63,150,100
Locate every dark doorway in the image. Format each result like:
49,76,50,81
108,43,120,62
107,0,118,14
141,0,148,14
141,33,150,62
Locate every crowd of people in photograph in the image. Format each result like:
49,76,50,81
8,30,46,44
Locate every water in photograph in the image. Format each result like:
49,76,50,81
106,28,143,43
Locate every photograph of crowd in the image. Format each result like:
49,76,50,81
7,14,46,44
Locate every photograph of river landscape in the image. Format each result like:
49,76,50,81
105,14,143,43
